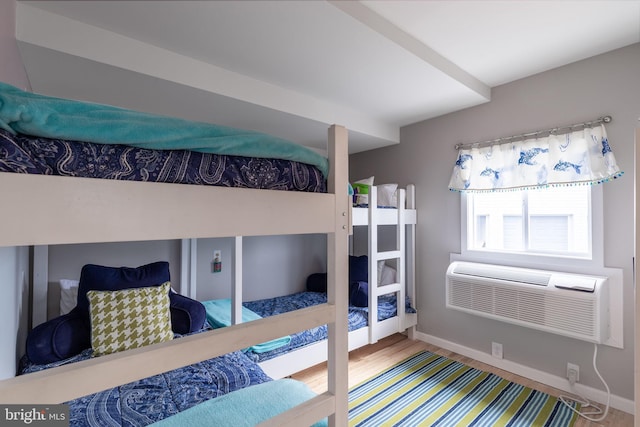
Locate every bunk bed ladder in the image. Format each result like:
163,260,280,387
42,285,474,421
367,186,407,344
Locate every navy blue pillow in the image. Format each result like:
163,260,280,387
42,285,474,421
349,281,369,307
26,261,207,365
169,292,206,334
26,311,90,365
306,273,328,292
349,255,368,283
76,261,205,333
76,261,171,315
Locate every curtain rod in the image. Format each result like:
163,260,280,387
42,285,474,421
454,115,612,150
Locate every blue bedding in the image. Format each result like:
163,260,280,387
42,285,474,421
241,291,415,363
0,129,325,192
0,82,329,178
19,339,271,427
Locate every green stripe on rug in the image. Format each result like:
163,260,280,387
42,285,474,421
348,351,580,427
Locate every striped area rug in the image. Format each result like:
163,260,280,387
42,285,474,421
349,351,580,426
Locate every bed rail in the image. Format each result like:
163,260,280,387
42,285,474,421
258,393,336,427
0,304,334,404
0,173,336,247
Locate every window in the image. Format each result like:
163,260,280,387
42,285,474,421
465,186,592,259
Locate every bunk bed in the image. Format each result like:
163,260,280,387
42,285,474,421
158,183,416,379
207,184,419,379
0,83,350,427
27,185,417,381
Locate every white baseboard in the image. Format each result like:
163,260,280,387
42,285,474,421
414,331,634,415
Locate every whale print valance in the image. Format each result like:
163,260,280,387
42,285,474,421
448,124,623,192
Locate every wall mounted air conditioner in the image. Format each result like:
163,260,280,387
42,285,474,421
446,261,609,344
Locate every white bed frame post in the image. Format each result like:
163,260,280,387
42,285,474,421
406,184,417,339
180,238,198,299
326,125,350,427
634,127,640,427
396,188,406,333
232,236,243,325
367,186,379,344
32,245,49,327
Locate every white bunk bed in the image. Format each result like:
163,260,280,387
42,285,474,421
254,184,418,379
25,183,417,384
0,114,350,427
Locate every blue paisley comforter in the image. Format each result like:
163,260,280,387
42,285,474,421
242,291,415,363
0,129,326,192
19,345,271,427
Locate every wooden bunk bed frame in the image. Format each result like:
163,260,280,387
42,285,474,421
256,184,418,379
28,183,417,380
0,125,350,427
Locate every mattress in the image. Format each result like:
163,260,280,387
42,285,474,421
19,341,271,427
242,291,415,363
0,129,326,192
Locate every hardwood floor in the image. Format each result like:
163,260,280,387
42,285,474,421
291,334,633,427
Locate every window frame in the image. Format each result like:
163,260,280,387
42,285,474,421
460,185,604,270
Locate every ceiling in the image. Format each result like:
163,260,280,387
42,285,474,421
15,1,640,154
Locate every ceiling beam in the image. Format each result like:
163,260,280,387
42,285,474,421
329,0,491,102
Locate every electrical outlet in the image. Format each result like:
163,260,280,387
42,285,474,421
491,342,503,359
212,250,222,273
567,363,580,384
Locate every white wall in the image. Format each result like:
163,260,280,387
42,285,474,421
350,43,640,401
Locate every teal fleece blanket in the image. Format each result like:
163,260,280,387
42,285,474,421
202,299,291,353
0,82,328,177
150,379,327,427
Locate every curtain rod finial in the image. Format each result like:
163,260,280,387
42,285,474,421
602,116,612,123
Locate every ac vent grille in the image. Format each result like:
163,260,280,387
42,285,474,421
446,262,608,343
453,263,551,286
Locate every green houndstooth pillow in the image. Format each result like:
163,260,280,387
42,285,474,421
87,282,173,356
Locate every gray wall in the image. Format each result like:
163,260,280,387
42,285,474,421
0,0,29,90
350,43,640,400
0,0,31,379
46,241,182,319
195,234,327,301
45,234,327,316
48,241,182,286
